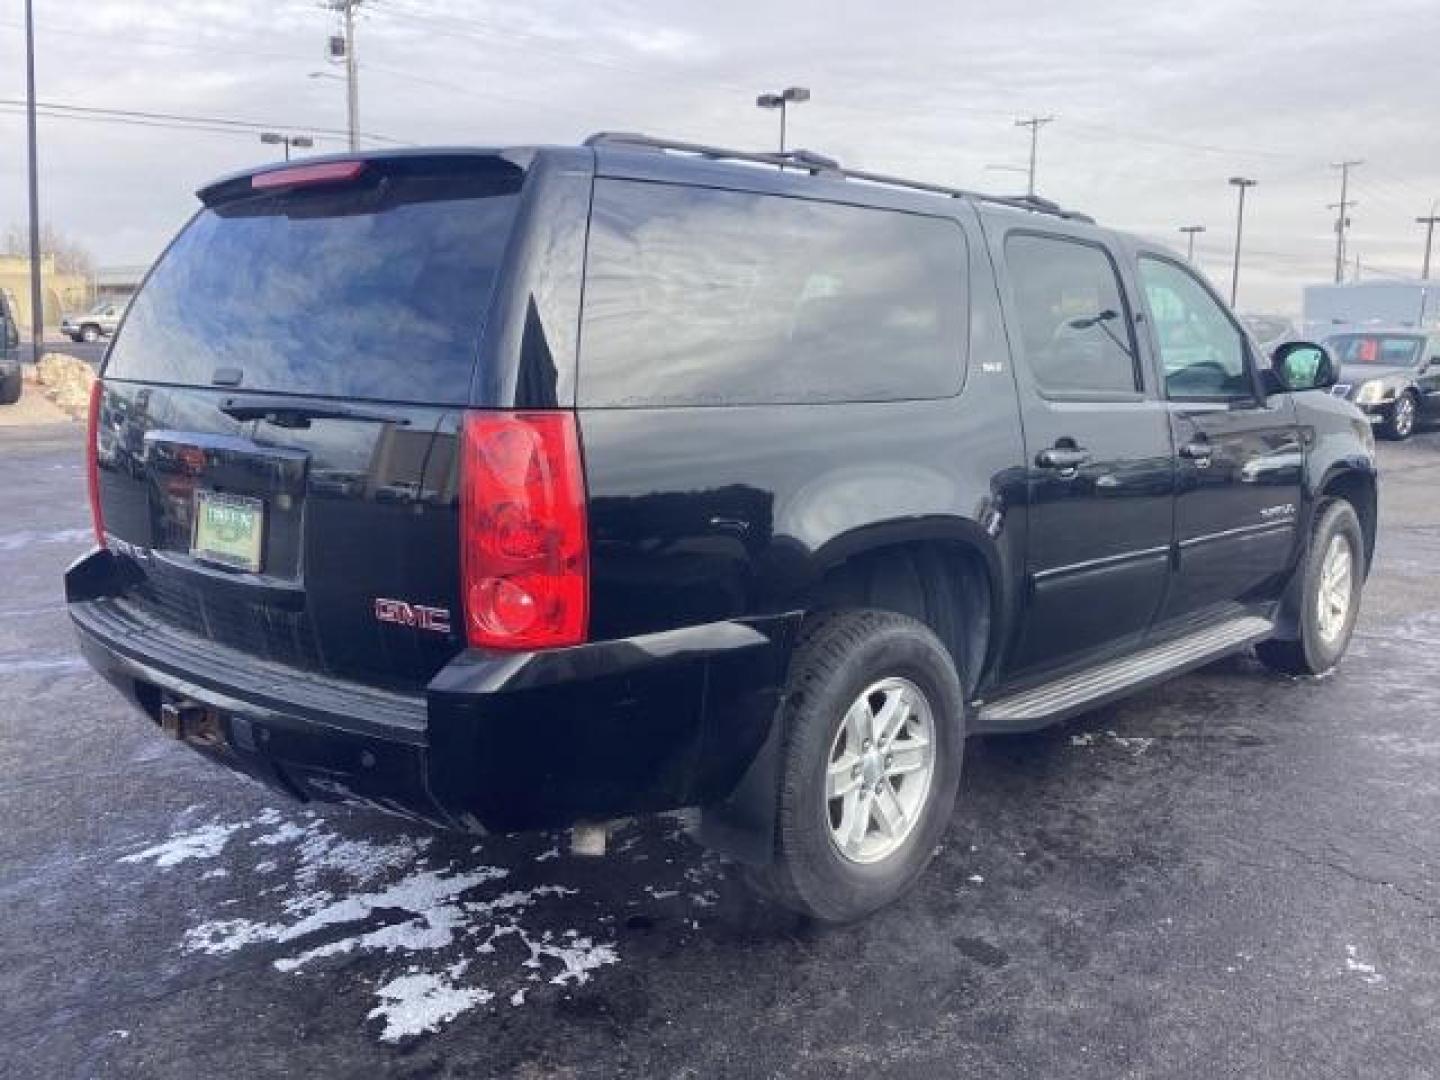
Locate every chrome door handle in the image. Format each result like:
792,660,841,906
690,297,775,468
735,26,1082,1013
1179,440,1213,466
1036,446,1092,471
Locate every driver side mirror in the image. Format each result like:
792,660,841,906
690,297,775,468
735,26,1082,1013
1270,341,1338,392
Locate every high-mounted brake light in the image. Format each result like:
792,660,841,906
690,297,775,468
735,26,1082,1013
460,412,588,650
251,160,367,192
86,378,105,547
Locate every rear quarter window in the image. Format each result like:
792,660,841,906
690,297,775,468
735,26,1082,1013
578,180,968,407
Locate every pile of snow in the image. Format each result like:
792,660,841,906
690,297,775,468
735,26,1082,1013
30,352,96,420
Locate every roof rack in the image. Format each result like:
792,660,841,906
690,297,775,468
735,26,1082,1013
584,131,1094,224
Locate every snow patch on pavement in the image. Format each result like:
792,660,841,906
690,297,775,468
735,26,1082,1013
1345,944,1385,986
121,822,242,868
118,809,633,1041
368,963,493,1043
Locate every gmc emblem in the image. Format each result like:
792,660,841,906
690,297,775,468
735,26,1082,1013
374,598,452,635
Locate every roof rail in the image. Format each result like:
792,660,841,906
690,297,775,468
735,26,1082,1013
583,131,1094,223
584,132,840,175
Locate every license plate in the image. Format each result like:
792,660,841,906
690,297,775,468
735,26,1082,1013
191,490,264,573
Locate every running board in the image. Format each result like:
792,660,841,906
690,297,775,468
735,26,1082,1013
975,616,1274,733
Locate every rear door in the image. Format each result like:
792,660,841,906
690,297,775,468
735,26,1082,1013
1133,251,1303,626
993,226,1176,679
95,154,527,690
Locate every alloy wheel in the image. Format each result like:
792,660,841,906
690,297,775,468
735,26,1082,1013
1316,532,1355,645
825,676,936,864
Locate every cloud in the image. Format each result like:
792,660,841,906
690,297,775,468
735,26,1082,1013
2,0,1437,313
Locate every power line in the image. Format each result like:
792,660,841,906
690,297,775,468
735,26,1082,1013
0,99,407,144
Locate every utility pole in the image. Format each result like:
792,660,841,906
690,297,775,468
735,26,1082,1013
24,0,43,364
1417,207,1439,280
1179,224,1206,262
1330,159,1362,285
1228,177,1257,308
1014,115,1054,197
328,1,362,151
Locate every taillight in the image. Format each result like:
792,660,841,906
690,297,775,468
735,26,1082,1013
460,411,588,650
86,378,105,547
251,160,366,192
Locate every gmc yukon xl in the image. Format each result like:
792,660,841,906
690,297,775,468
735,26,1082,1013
66,136,1377,921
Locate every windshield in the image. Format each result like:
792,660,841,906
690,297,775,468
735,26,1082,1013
105,156,524,404
1324,333,1425,367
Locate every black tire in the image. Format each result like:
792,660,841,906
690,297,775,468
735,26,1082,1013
744,610,965,923
0,370,20,405
1256,499,1364,677
81,324,101,343
1381,391,1417,440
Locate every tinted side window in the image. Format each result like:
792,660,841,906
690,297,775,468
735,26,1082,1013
579,180,967,407
1004,234,1139,396
1138,256,1251,399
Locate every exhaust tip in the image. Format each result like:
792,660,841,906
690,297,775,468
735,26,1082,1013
570,822,608,857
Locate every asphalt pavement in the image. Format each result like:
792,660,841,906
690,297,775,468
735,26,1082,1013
19,336,109,366
2,422,1438,1079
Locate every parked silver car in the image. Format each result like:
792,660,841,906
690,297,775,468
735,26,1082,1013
61,300,127,343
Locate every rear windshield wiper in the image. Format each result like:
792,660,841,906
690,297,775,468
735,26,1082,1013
219,395,412,428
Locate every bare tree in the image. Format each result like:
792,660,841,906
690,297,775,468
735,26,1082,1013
2,222,96,277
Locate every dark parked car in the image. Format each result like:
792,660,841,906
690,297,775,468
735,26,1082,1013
1324,329,1440,440
67,137,1377,921
0,291,21,404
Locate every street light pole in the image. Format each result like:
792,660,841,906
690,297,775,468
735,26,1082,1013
755,86,810,155
1179,224,1206,262
24,0,43,363
1014,115,1054,197
1228,177,1256,308
260,132,316,161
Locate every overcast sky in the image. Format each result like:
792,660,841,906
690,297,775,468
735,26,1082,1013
3,0,1438,315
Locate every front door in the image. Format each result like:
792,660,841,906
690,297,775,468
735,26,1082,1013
996,229,1176,679
1135,253,1303,626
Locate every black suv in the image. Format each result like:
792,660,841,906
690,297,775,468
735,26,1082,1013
67,136,1377,921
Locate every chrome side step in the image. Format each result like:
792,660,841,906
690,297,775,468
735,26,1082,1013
975,616,1274,733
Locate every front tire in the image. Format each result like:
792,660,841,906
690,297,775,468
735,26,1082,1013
745,611,965,923
1256,499,1364,676
1381,391,1417,440
80,324,101,343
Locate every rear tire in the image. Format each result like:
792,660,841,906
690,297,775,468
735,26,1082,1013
1381,391,1417,440
1256,499,1364,676
744,611,965,923
0,370,20,405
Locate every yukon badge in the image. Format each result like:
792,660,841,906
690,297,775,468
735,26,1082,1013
374,598,452,635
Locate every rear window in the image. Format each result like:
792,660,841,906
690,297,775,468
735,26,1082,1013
1324,333,1424,367
578,180,967,407
105,157,523,404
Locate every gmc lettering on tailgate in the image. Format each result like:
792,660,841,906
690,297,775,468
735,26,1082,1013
373,598,452,635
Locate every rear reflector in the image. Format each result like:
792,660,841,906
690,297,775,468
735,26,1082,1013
86,379,105,547
251,160,367,191
460,412,588,650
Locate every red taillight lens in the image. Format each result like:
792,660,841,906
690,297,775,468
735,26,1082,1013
460,411,588,650
86,378,105,547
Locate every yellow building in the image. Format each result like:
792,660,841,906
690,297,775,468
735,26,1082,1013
0,254,91,336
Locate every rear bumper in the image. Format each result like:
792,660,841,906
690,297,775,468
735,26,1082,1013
68,548,797,833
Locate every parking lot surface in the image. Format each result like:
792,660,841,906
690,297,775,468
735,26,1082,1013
1,422,1437,1079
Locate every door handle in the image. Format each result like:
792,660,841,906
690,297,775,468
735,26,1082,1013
1179,439,1213,466
1035,445,1092,471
